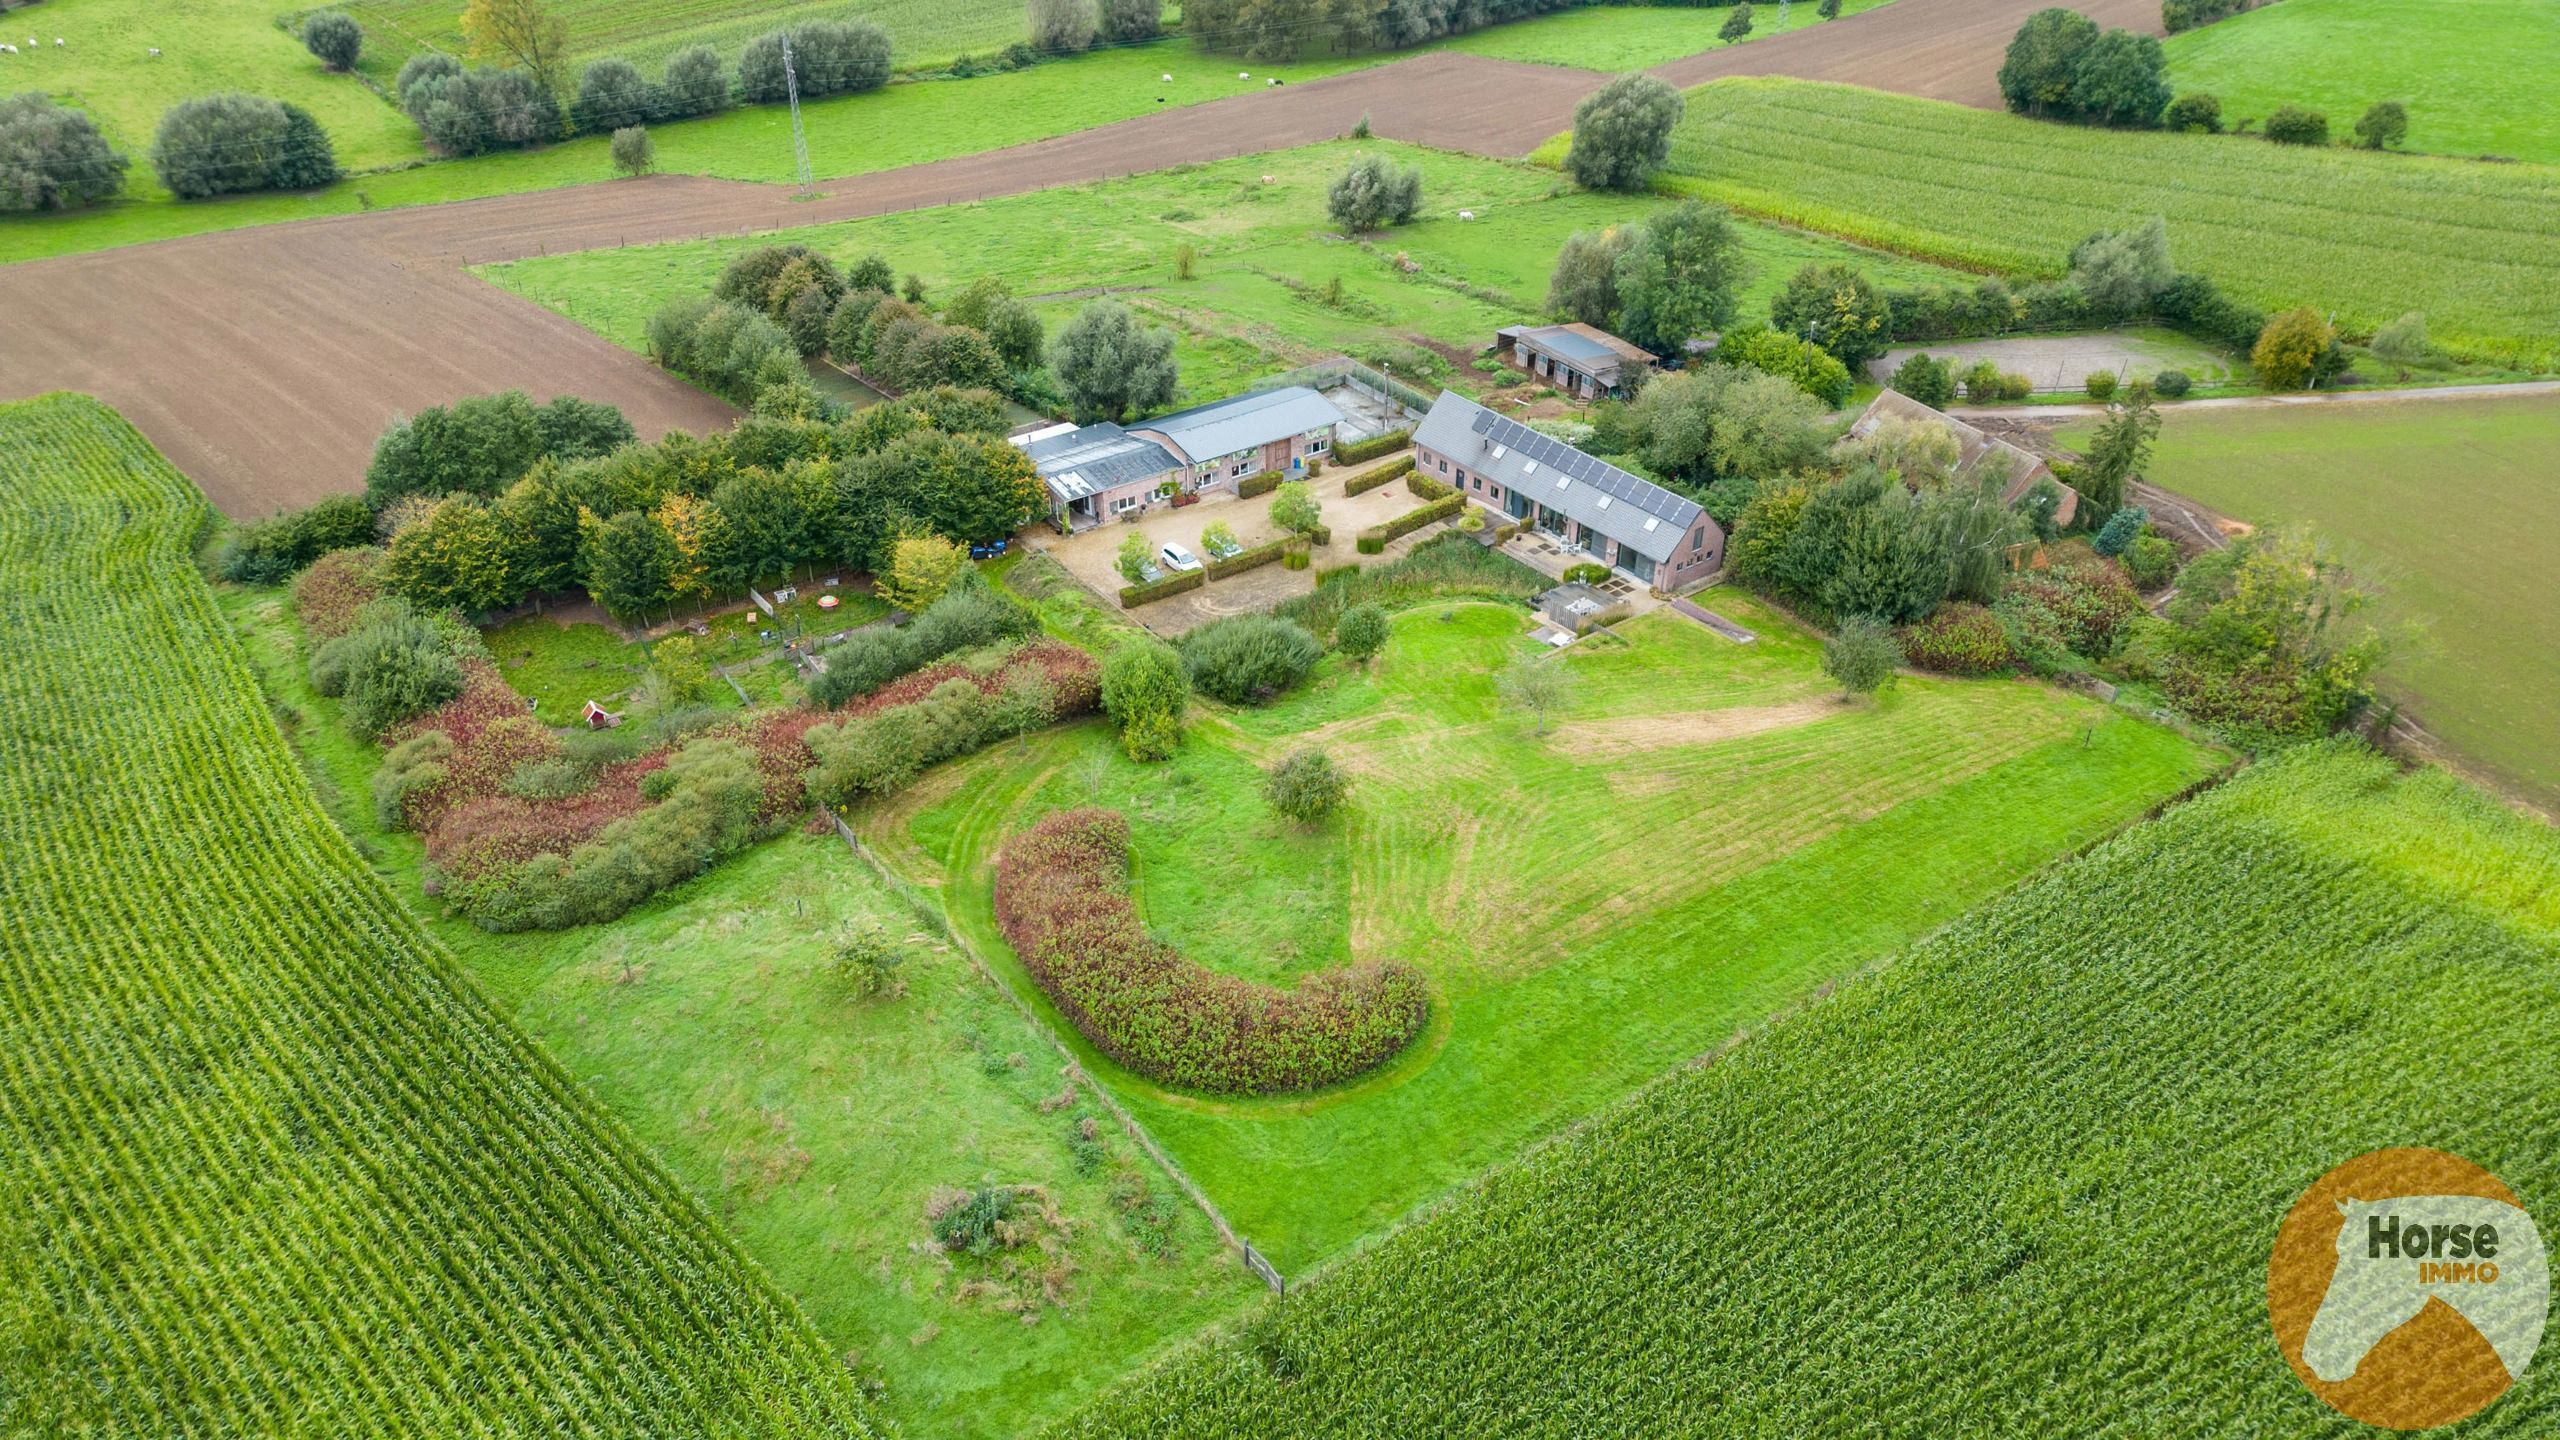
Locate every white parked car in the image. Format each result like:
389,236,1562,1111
1158,541,1204,573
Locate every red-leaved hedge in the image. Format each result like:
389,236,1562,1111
993,808,1429,1096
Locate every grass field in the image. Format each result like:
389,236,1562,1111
224,584,1257,1439
2060,394,2560,813
1057,743,2560,1434
0,0,426,192
863,595,2218,1267
1616,77,2560,369
2164,0,2560,166
0,392,881,1435
346,0,1049,79
1438,0,1892,69
484,140,1972,409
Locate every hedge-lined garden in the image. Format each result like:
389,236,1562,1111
994,808,1430,1095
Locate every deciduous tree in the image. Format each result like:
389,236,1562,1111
1822,616,1903,698
1050,300,1179,423
461,0,571,95
1564,74,1683,192
1610,200,1745,358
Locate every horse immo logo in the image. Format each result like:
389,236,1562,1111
2269,1148,2550,1430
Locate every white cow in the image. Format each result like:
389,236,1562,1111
2305,1195,2549,1384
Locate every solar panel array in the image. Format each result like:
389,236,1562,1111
1467,408,1701,529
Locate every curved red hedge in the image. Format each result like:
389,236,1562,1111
993,808,1429,1096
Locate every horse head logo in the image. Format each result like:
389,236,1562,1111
2303,1195,2548,1385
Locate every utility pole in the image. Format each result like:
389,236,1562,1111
782,33,815,198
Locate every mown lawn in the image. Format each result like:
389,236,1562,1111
222,584,1255,1440
2163,0,2560,166
1612,76,2560,369
863,596,2220,1268
2061,393,2560,813
482,140,1971,411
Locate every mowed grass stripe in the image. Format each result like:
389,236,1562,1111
1061,746,2560,1435
1644,78,2560,366
0,394,876,1437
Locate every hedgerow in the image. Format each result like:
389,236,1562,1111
994,809,1429,1095
1899,601,2015,675
0,393,880,1434
1275,532,1544,639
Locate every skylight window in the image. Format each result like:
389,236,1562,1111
1642,517,1660,533
1595,496,1612,510
1522,460,1537,476
1491,444,1508,460
1555,476,1571,491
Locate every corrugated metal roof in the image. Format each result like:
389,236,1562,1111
1412,391,1704,564
1131,386,1346,464
1019,422,1180,499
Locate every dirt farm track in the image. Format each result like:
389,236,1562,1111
0,0,2155,517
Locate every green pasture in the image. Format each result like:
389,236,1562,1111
0,0,425,195
482,140,1970,410
222,582,1255,1440
2164,0,2560,166
344,0,1055,79
2062,393,2560,812
863,596,2219,1267
1440,0,1891,70
1060,742,2560,1433
1612,77,2560,370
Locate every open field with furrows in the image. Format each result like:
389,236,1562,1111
1056,743,2560,1436
346,0,1054,78
2163,0,2560,167
0,0,426,190
0,393,879,1436
1622,77,2560,369
483,140,1974,409
220,582,1256,1439
2063,394,2560,815
862,597,2219,1268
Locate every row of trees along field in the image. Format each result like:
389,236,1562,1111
2007,4,2416,147
1056,742,2560,1433
0,391,886,1433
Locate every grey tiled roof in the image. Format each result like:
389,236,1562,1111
1412,391,1703,564
1131,386,1346,464
1019,423,1180,501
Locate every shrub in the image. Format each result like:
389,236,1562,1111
218,495,376,585
2263,105,2329,147
0,93,129,211
2083,370,2119,401
1333,429,1411,465
2152,368,2192,397
739,20,892,104
1899,603,2012,676
993,809,1428,1094
1100,639,1187,760
2252,306,2336,390
1238,471,1284,499
2093,506,2147,557
1100,0,1163,41
2353,101,2408,151
400,63,562,156
1178,614,1323,704
1721,325,1856,407
2163,92,2222,133
1343,456,1414,496
1327,154,1424,233
805,570,1035,708
1270,480,1322,535
1264,748,1349,824
457,738,766,931
1889,353,1955,409
301,11,363,70
572,58,659,135
1030,0,1100,53
2007,551,2143,658
2124,532,2180,589
1333,603,1390,662
661,44,732,117
1564,74,1683,192
1405,470,1453,502
1822,616,1903,698
1049,300,1179,424
609,123,657,180
310,600,471,740
2369,310,2429,367
152,94,338,199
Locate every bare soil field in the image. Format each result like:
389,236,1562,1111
0,0,2118,516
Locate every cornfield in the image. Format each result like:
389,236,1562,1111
1655,78,2560,369
0,394,880,1437
1059,745,2560,1436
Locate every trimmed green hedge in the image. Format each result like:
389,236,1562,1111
1333,429,1413,465
1344,456,1417,497
1358,494,1465,554
1119,569,1206,608
1407,471,1454,502
1238,471,1283,499
1207,536,1292,580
